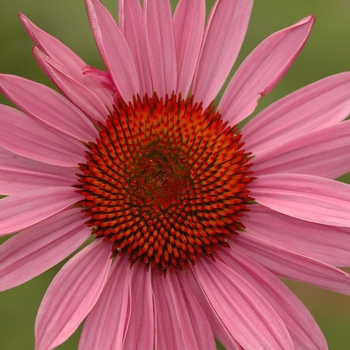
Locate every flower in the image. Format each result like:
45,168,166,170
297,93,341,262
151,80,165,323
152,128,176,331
1,0,350,349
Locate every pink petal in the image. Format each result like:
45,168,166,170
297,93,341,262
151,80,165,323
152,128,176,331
35,239,112,350
85,0,140,102
20,14,114,108
167,272,216,350
173,0,205,96
33,47,108,124
82,66,117,93
244,204,350,267
0,74,97,141
0,105,84,167
0,209,89,291
78,255,132,350
152,273,188,350
219,248,328,350
20,13,87,76
234,234,350,295
219,16,315,125
252,120,350,179
118,0,125,31
144,0,177,97
0,146,76,195
0,187,78,236
119,0,153,96
243,71,350,153
192,259,294,349
192,0,253,108
185,270,243,349
251,173,350,227
122,264,154,350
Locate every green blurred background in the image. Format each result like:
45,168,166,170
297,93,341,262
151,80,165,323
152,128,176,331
1,0,350,349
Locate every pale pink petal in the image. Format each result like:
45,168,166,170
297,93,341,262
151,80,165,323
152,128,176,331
144,0,177,97
85,0,140,102
185,271,243,349
0,187,78,236
173,0,205,96
123,264,154,350
33,47,108,124
192,259,294,349
0,105,84,167
78,255,132,350
219,16,314,125
0,210,89,291
20,14,115,108
253,120,350,178
244,204,350,267
219,248,328,350
0,74,97,141
119,0,153,96
166,272,216,350
251,173,350,227
234,234,350,295
243,72,350,153
0,147,76,195
35,239,112,350
192,0,253,108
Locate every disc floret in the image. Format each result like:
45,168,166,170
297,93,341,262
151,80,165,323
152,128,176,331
76,93,254,272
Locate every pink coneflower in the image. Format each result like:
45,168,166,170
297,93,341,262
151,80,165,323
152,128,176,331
1,0,350,349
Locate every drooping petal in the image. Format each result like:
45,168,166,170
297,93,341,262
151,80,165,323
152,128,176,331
219,248,328,350
192,258,294,349
173,0,205,96
0,187,78,236
219,16,314,125
0,74,97,141
78,255,132,350
167,272,216,350
20,13,114,108
184,271,243,349
122,264,154,350
153,273,186,350
193,0,253,108
0,210,89,291
0,146,76,195
244,204,350,267
85,0,140,102
252,120,350,178
251,173,350,227
153,271,216,350
243,72,350,153
119,0,153,96
0,105,84,167
234,234,350,295
143,0,177,97
152,272,216,350
35,240,112,350
33,47,108,124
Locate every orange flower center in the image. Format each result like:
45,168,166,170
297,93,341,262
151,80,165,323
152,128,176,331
76,93,254,273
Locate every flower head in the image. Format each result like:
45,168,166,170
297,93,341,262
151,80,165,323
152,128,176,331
1,0,350,349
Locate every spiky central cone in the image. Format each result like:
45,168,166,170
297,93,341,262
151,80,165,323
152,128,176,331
76,93,254,272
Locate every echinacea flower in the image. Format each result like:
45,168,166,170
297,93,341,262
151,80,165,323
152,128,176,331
1,0,350,349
